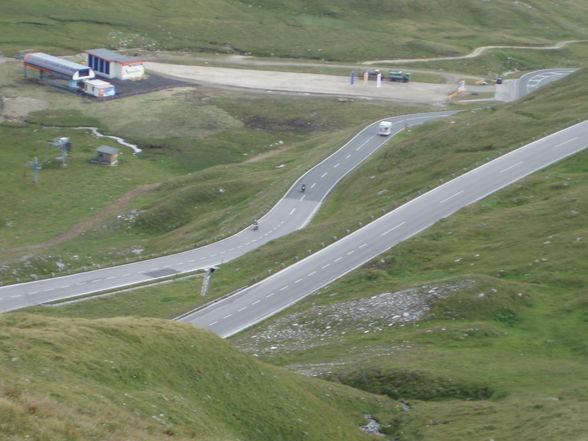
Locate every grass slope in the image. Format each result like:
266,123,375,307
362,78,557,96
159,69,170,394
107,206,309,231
1,0,588,60
0,59,422,282
0,313,397,441
222,72,588,439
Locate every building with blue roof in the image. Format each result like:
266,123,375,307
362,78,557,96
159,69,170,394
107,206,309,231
85,48,144,80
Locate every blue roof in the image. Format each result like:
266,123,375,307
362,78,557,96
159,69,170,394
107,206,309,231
85,48,143,64
23,52,93,79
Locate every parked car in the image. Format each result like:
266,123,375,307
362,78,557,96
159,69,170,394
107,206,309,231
389,71,411,82
362,69,382,79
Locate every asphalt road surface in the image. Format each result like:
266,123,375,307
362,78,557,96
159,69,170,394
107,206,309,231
180,119,588,337
0,112,453,312
495,68,576,102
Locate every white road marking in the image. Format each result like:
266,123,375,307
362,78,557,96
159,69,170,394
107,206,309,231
10,294,22,298
266,293,275,297
499,161,524,173
334,257,343,262
307,271,317,277
359,243,367,249
252,300,261,305
310,182,317,189
554,137,577,148
439,190,464,204
223,314,232,319
345,154,351,159
294,278,303,284
209,321,218,326
321,264,330,269
321,172,328,178
346,250,355,256
381,221,407,236
279,286,289,291
289,208,296,215
300,194,306,201
356,139,370,151
238,307,247,312
334,162,340,168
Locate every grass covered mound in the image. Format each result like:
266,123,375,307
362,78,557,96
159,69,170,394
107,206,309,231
0,313,396,441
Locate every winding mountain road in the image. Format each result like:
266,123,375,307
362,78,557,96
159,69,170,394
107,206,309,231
0,65,583,339
0,112,453,312
180,119,588,337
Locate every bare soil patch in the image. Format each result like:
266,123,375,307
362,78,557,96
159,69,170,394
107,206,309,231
0,183,160,254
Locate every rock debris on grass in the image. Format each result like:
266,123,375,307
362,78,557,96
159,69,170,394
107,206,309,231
234,280,477,355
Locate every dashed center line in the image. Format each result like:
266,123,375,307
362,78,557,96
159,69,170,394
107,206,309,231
294,278,303,284
439,190,464,204
321,172,328,178
554,137,577,148
307,271,317,277
333,163,340,168
238,307,247,312
381,221,407,236
322,264,330,269
310,182,317,189
266,293,275,298
499,161,524,173
223,314,232,319
334,257,343,262
356,139,370,151
359,243,367,249
252,300,261,305
345,154,351,159
289,208,296,215
279,286,289,291
209,321,218,326
346,250,355,256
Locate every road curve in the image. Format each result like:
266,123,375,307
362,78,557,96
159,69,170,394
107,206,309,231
0,112,454,313
180,120,588,338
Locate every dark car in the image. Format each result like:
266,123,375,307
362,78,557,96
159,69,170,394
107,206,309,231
362,69,382,79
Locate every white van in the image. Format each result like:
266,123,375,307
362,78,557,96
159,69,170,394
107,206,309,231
378,121,392,136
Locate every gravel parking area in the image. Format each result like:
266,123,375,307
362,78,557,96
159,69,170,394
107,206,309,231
145,61,453,106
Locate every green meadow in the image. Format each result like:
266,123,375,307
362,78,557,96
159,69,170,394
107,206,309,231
2,0,588,61
2,1,588,439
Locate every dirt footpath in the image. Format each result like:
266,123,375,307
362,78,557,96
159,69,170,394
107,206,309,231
145,62,453,106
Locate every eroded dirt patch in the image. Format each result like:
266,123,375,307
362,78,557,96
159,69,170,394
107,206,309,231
1,96,49,122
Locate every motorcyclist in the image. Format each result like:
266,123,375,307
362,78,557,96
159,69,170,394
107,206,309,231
252,219,259,231
301,183,306,192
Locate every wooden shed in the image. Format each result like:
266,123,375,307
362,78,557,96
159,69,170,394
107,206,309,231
91,145,120,166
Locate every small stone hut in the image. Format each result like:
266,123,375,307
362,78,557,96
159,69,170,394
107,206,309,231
91,145,120,166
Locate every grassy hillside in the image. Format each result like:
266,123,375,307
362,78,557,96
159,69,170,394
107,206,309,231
21,67,588,441
0,60,423,282
0,313,398,441
1,0,588,60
